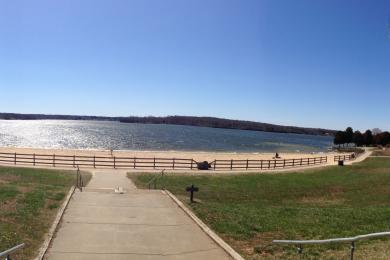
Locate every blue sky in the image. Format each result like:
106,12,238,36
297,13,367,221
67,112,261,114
1,0,390,131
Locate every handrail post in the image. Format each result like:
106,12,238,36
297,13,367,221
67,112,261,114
190,159,193,170
246,159,249,170
133,157,136,169
113,156,116,169
173,158,175,169
33,153,35,166
153,157,156,169
14,152,16,165
53,154,55,167
73,155,75,168
230,159,233,170
93,156,96,168
350,241,355,260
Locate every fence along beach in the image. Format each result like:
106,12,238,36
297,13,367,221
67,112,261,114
0,147,353,171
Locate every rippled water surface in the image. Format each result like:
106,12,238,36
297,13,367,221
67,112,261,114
0,120,333,152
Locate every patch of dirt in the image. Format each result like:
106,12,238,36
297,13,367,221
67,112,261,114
221,231,285,259
0,174,21,183
299,196,345,205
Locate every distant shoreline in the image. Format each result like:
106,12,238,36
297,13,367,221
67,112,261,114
0,113,336,136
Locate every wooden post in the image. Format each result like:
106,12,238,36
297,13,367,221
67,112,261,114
260,160,263,169
53,154,55,167
14,152,16,165
93,156,96,168
73,155,76,168
153,157,156,169
283,159,286,168
246,159,249,170
173,158,175,169
33,153,36,166
230,159,233,170
190,159,193,170
214,160,216,170
113,156,116,169
133,157,136,169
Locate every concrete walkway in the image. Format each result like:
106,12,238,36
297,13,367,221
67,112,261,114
45,170,231,260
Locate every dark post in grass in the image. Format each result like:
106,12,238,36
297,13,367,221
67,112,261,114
186,184,199,203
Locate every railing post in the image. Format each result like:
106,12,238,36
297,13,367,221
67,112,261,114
113,156,116,169
153,157,156,169
14,152,16,165
53,154,55,167
283,159,286,168
73,155,75,168
173,158,175,169
93,156,96,168
133,157,136,169
260,160,263,169
246,159,249,170
190,159,193,170
33,153,36,166
230,159,233,170
350,241,355,260
214,160,216,170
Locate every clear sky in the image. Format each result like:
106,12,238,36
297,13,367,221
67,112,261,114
1,0,390,131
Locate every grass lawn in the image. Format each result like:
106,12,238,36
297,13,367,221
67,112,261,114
0,166,91,259
130,157,390,259
372,148,390,156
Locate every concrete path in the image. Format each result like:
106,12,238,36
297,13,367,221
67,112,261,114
45,170,230,260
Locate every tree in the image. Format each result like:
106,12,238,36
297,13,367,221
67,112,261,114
345,127,354,146
353,131,364,147
374,131,390,146
372,128,382,135
363,130,373,146
334,131,346,147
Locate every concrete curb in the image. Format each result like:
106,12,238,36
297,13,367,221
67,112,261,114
164,190,244,260
34,186,76,260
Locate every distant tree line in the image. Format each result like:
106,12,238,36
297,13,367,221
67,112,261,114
0,113,337,136
120,116,336,136
334,127,390,147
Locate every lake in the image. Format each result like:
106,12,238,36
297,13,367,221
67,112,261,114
0,120,333,152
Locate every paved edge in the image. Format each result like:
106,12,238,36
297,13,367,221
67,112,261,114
34,186,76,260
163,190,244,260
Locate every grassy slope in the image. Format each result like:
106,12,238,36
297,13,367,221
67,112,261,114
372,148,390,156
130,158,390,259
0,167,91,259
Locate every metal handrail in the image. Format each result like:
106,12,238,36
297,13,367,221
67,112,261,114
0,243,25,258
75,165,83,191
146,169,165,189
273,231,390,260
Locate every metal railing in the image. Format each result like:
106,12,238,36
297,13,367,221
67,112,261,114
0,243,25,259
146,170,166,189
75,166,84,191
273,231,390,260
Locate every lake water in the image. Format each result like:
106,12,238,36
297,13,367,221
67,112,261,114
0,120,333,152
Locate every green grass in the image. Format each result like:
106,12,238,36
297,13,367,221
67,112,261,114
0,167,91,259
372,148,390,156
130,158,390,259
